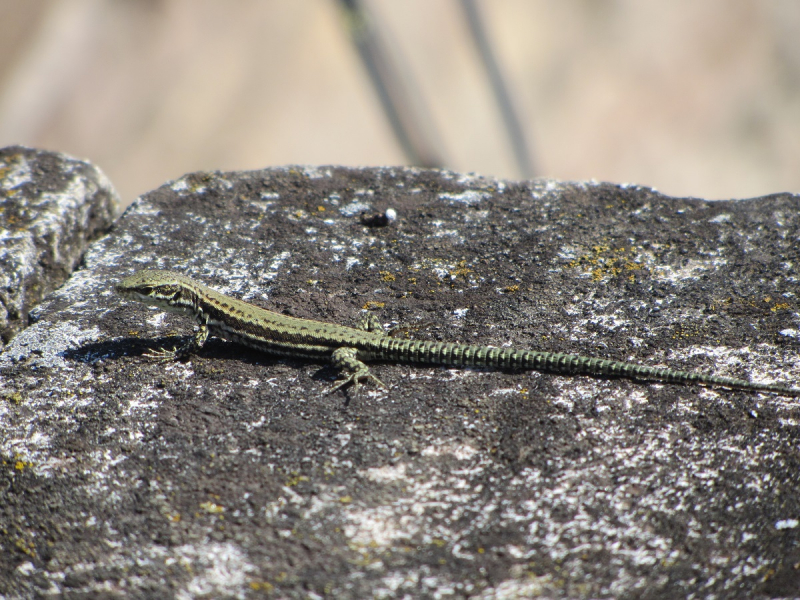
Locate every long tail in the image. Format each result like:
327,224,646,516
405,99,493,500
369,338,800,396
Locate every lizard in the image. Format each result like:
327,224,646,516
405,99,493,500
115,269,800,397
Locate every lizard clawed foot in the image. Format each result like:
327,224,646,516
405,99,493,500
325,369,386,396
327,347,385,395
142,347,179,363
142,335,196,363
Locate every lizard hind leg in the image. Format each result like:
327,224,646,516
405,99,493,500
354,312,431,339
353,313,387,334
327,347,385,395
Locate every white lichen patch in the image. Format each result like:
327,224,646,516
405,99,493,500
0,321,100,368
653,257,728,283
340,200,372,216
709,213,732,224
667,344,799,400
170,179,189,192
341,440,491,550
438,190,490,206
301,166,332,179
775,519,799,529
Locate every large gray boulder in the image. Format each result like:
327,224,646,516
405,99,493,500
1,165,798,598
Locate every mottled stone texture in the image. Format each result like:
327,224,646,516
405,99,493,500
1,166,799,598
0,146,120,346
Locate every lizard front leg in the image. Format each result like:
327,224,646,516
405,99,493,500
144,322,209,362
327,347,385,394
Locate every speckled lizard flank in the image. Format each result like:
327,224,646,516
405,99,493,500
115,269,800,396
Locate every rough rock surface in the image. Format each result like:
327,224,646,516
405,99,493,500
1,166,799,598
0,145,121,347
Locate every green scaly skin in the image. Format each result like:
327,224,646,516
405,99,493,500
115,269,800,396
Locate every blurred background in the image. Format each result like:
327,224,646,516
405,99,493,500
1,0,799,207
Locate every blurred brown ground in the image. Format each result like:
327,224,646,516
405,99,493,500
0,0,798,207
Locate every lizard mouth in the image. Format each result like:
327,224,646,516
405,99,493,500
116,286,158,305
115,287,145,301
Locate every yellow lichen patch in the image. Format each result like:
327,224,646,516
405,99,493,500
3,392,22,405
379,271,396,282
711,295,793,314
568,243,649,282
7,453,33,471
199,501,224,514
670,323,706,341
15,537,36,558
249,581,274,592
285,472,308,487
362,301,385,310
450,260,473,279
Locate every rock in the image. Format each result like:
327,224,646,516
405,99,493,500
0,145,120,346
1,165,798,598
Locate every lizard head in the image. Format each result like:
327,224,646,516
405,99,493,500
116,269,195,312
